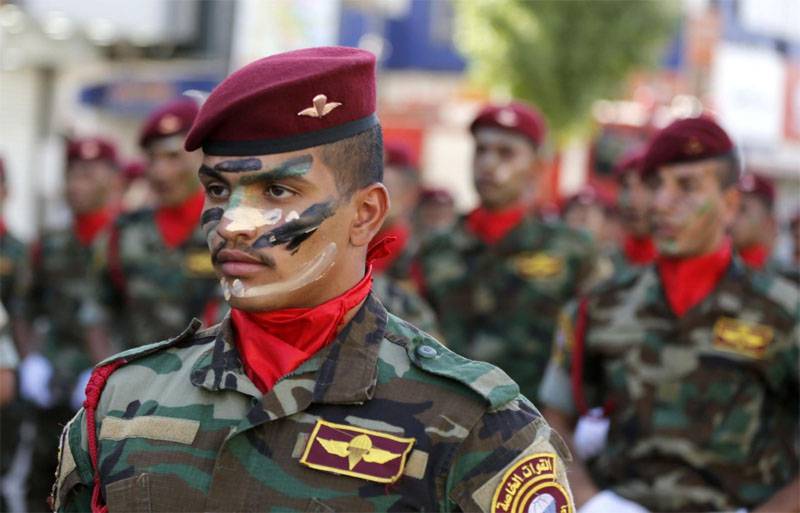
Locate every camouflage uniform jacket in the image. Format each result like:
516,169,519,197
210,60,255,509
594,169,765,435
0,229,31,323
95,208,223,348
539,258,800,511
53,294,573,512
417,216,596,398
30,228,104,394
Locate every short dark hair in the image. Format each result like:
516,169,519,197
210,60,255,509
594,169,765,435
716,152,740,189
320,125,383,196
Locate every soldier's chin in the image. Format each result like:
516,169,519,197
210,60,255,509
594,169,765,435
226,293,294,313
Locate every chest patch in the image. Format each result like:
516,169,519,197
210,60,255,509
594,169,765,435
300,419,415,484
491,453,572,513
712,316,774,359
512,252,564,280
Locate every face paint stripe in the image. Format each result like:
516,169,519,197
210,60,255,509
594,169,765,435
201,208,224,226
214,158,263,172
252,201,335,250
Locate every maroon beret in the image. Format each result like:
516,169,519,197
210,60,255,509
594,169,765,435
738,173,775,208
641,115,734,177
419,187,454,206
185,46,378,156
67,137,119,167
613,147,645,179
563,185,614,213
384,140,415,169
470,101,547,147
122,160,147,181
139,98,199,149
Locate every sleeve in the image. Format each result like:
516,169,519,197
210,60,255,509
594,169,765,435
80,231,119,327
52,408,94,512
445,396,574,513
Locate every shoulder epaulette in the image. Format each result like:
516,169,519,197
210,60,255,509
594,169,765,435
95,318,203,368
386,314,519,410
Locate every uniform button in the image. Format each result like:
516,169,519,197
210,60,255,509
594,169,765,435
416,345,438,359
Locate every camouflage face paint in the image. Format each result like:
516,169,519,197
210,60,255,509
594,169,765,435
252,201,336,252
213,158,263,172
223,242,338,299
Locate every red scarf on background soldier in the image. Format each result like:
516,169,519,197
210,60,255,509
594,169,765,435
155,189,205,249
658,238,732,317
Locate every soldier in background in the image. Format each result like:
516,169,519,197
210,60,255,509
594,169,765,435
414,187,455,240
371,140,439,335
614,149,656,269
416,101,596,400
24,138,119,511
52,47,573,513
0,158,26,513
89,98,224,349
539,116,799,512
732,172,778,271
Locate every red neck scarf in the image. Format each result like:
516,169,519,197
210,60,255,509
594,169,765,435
371,222,410,274
74,207,114,246
623,234,657,265
466,204,526,245
657,238,732,317
155,189,204,249
0,218,6,237
230,270,373,393
739,244,769,270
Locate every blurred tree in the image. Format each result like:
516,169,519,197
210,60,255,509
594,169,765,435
454,0,678,144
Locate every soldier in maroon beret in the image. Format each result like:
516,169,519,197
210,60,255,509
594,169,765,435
540,115,800,512
416,100,597,402
613,148,656,267
732,172,778,270
85,96,224,350
53,47,573,513
23,136,120,510
414,187,456,239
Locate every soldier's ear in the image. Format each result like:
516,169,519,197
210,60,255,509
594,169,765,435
720,186,741,230
349,183,389,248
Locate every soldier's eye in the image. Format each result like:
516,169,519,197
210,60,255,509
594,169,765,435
205,184,229,200
267,185,294,199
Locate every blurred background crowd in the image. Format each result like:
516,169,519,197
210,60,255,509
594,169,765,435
0,0,798,512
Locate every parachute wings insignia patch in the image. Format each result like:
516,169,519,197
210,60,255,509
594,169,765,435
713,316,774,359
491,453,572,513
300,419,415,483
512,252,564,280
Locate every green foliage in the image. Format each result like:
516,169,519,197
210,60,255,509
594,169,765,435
454,0,678,144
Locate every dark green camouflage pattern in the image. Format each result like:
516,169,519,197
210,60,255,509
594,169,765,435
31,228,105,392
539,258,800,511
93,208,224,348
1,230,31,324
53,294,571,512
417,216,596,398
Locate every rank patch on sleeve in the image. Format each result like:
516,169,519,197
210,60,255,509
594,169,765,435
300,419,415,484
491,453,572,513
512,252,564,280
713,316,773,359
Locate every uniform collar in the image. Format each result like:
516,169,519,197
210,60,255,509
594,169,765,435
190,293,386,412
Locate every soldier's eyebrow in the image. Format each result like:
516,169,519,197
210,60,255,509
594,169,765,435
198,165,228,184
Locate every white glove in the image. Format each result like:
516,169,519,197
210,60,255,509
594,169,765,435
71,368,93,411
19,352,55,408
573,407,610,460
579,490,650,513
